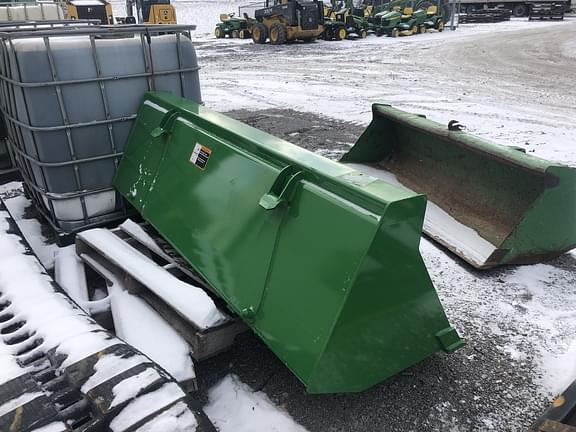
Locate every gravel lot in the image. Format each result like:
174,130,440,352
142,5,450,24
186,17,576,432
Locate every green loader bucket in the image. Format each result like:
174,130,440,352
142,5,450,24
341,104,576,269
114,92,463,394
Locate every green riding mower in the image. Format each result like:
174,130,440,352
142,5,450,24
422,5,444,31
329,7,369,38
322,5,348,40
214,13,251,39
373,9,402,36
397,7,427,35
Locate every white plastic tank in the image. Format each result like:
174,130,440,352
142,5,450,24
0,3,65,21
0,28,202,232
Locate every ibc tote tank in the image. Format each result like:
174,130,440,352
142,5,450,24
0,25,201,236
0,3,65,21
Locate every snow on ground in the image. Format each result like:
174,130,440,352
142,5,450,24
194,18,576,166
204,374,308,432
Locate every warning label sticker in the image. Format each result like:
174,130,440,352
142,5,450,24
189,143,212,170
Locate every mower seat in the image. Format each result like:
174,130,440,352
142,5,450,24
402,7,413,18
427,5,437,15
220,13,230,21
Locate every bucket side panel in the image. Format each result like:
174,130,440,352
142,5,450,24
307,196,462,393
501,166,576,263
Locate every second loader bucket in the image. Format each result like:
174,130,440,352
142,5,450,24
114,92,463,394
342,104,576,269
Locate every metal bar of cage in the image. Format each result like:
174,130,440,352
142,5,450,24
0,19,100,30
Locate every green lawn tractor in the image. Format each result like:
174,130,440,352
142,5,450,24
422,5,444,31
397,7,427,35
322,5,348,40
331,8,370,38
214,13,251,39
373,9,402,36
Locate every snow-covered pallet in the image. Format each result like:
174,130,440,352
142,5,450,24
74,221,247,363
0,201,216,432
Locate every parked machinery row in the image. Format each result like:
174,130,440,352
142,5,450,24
214,0,445,44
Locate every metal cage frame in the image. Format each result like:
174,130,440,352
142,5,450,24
0,24,199,239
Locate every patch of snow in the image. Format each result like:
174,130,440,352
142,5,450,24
539,338,576,396
0,354,28,384
109,282,196,383
134,401,198,432
110,383,185,432
204,374,309,432
119,219,165,257
81,352,150,393
500,344,527,362
110,368,163,409
0,209,119,370
0,392,43,418
54,245,89,306
78,228,226,329
490,264,576,396
57,331,118,369
29,422,69,432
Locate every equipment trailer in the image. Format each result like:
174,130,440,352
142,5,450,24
451,0,571,16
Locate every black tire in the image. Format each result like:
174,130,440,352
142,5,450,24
359,29,368,38
419,24,426,34
390,27,399,37
512,3,527,16
336,26,347,40
269,22,287,45
239,29,250,39
231,29,240,38
410,24,417,34
437,19,444,31
214,26,224,38
251,22,267,44
302,37,316,42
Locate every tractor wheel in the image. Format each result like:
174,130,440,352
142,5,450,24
251,22,267,44
391,28,399,37
419,24,426,34
359,29,368,38
214,27,224,38
437,20,444,32
269,22,287,45
239,29,250,39
336,27,347,40
512,3,527,16
231,29,240,38
302,37,316,42
410,25,417,35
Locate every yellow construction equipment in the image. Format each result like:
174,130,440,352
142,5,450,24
67,0,113,24
125,0,176,24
